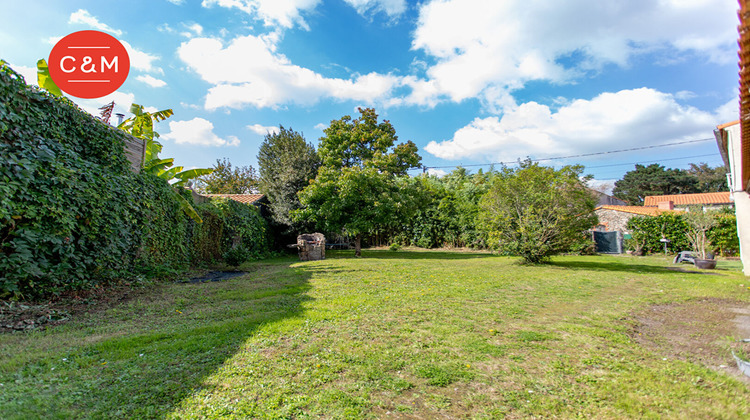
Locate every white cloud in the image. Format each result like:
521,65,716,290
343,0,407,18
425,88,722,162
247,123,279,135
314,123,327,131
715,99,738,123
68,9,123,36
166,0,185,4
410,0,737,109
10,63,37,87
121,41,162,74
158,23,175,33
136,74,167,88
180,101,201,110
178,34,401,109
162,117,241,146
201,0,320,30
427,168,448,177
675,90,697,100
180,22,204,38
45,36,63,45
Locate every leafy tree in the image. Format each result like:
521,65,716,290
687,163,729,192
296,108,421,256
684,207,719,260
257,126,320,229
197,158,259,194
477,161,597,264
612,164,699,205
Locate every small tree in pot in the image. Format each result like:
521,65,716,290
684,207,718,268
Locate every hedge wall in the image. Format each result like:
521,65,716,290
0,63,269,298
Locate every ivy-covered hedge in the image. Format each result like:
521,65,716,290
188,197,270,265
0,63,269,298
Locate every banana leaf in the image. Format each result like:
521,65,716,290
36,59,62,97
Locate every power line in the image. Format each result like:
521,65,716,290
583,153,719,169
420,137,715,171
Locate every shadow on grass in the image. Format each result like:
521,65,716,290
326,249,496,260
0,262,312,419
548,259,719,275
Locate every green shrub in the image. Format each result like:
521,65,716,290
223,246,251,267
626,210,738,256
626,213,689,255
189,198,269,266
389,243,402,251
708,209,739,256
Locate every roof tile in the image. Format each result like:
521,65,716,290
201,194,264,204
595,205,681,216
643,192,732,207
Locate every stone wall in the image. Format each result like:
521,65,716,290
595,209,636,234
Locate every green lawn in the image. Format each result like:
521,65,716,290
1,250,749,418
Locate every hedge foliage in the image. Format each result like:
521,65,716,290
391,169,489,249
0,63,269,298
625,210,739,256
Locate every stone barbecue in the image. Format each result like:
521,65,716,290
291,233,326,261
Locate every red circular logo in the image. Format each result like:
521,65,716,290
48,30,130,99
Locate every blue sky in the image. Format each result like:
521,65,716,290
0,0,740,191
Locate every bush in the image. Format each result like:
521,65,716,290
389,243,402,251
477,161,597,264
223,246,251,267
709,209,740,256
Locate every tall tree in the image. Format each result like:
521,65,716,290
257,126,320,229
686,163,729,192
197,158,259,194
477,161,597,264
612,164,699,205
296,108,421,256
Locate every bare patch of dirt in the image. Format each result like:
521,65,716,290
0,282,140,333
631,297,750,382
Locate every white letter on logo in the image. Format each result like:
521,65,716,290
101,56,118,72
61,56,76,73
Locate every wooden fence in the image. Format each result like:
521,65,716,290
110,124,145,172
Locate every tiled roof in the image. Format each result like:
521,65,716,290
595,205,680,216
643,192,732,207
202,194,265,204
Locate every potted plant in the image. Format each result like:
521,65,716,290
684,207,718,269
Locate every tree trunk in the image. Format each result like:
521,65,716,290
355,233,362,257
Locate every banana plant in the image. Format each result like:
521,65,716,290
36,59,63,97
118,103,173,143
118,103,213,223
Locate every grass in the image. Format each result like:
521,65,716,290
1,250,750,418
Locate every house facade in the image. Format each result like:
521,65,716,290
715,120,750,276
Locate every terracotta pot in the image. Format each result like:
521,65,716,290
694,258,717,269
